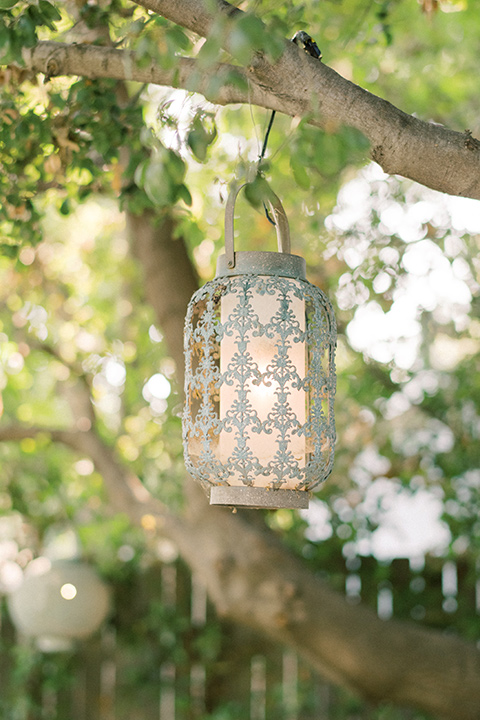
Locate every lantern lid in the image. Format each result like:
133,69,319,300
216,251,306,279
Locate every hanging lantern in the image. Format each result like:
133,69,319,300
183,183,336,509
7,558,111,652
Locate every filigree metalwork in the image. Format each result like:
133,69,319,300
183,272,336,495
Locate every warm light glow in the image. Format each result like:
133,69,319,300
60,583,77,600
183,247,337,508
219,284,306,487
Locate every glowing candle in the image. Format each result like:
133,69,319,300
219,281,306,488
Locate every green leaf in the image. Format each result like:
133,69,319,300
263,18,286,63
187,130,208,161
237,14,265,48
16,14,37,48
244,174,272,209
134,160,148,189
196,33,223,70
0,25,11,62
166,25,191,52
223,68,249,93
187,114,217,162
290,155,311,190
165,150,186,185
177,184,192,206
134,147,188,208
38,0,62,28
59,199,70,216
143,157,172,207
0,243,20,258
229,15,265,65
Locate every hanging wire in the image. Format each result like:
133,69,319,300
258,30,322,224
259,109,276,165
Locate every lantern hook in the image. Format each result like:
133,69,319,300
225,183,291,269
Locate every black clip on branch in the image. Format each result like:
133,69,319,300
259,31,322,225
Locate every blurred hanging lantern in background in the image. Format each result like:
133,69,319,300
183,183,336,509
7,558,111,652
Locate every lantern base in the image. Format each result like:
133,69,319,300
209,486,310,509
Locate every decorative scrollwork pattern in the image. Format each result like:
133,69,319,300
183,274,336,492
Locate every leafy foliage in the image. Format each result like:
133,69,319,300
0,0,480,717
0,0,61,64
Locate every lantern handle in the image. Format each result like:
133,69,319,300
225,182,291,269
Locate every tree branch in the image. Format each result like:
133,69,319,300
173,495,480,720
22,42,276,108
22,39,480,200
2,410,480,720
131,0,480,200
21,35,480,199
132,0,240,37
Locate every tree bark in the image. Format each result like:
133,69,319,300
22,43,268,108
132,0,480,200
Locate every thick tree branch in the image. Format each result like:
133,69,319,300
23,39,480,201
21,35,480,199
133,0,240,37
22,42,276,107
131,0,480,200
2,417,480,718
174,495,480,720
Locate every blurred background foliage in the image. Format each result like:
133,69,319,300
0,0,480,717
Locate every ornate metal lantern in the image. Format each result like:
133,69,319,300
7,558,111,652
183,184,336,509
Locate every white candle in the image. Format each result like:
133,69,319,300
219,281,306,488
